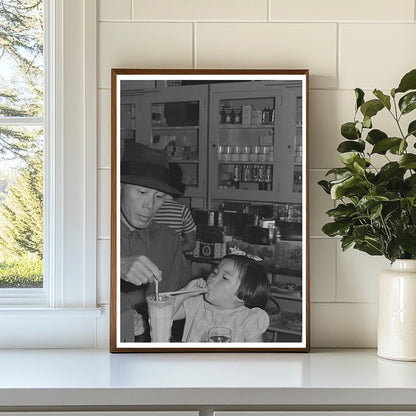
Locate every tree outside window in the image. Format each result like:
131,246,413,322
0,0,44,288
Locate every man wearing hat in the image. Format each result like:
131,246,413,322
120,143,191,342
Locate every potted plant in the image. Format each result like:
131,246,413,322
319,68,416,361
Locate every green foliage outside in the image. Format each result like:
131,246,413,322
0,0,44,288
0,154,43,258
0,252,42,288
319,69,416,263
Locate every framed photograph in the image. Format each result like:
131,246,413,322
110,69,310,352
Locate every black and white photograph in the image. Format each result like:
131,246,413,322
110,69,309,352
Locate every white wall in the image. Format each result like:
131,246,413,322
96,0,416,348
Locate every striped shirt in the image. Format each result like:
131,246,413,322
153,199,196,238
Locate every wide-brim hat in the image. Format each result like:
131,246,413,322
121,143,182,197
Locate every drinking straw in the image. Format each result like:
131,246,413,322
155,279,159,301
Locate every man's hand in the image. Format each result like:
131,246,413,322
121,255,162,286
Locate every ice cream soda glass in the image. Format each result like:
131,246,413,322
146,294,175,342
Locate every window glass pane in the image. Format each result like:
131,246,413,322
0,0,44,117
0,126,43,288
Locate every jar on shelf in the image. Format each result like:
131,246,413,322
243,165,252,182
219,105,226,124
224,107,232,124
251,109,262,125
234,107,242,124
223,146,232,162
218,145,225,161
242,105,252,125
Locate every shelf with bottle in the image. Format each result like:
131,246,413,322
218,163,273,191
219,97,276,127
218,145,274,163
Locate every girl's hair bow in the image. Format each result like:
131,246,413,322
229,246,263,262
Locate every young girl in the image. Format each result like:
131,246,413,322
173,254,270,342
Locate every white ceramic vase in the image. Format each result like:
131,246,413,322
378,259,416,361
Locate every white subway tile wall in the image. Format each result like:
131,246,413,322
196,23,338,89
270,0,414,22
98,90,111,168
97,168,111,239
310,239,337,302
98,22,193,88
96,0,416,347
99,0,131,21
132,0,269,21
339,24,416,90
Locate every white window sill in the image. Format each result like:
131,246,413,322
0,307,103,348
0,306,102,316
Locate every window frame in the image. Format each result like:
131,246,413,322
0,0,100,347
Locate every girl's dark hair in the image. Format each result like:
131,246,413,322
223,254,270,309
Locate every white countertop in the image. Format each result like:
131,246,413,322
0,348,416,408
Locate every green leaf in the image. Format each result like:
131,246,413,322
399,92,416,115
399,139,407,155
326,203,357,220
322,221,351,237
355,88,365,110
352,224,373,240
318,180,331,194
398,227,416,255
407,120,416,138
341,235,355,251
341,122,361,140
371,137,402,154
354,241,383,256
357,195,389,212
373,89,391,110
363,115,372,129
353,158,366,174
378,162,406,181
386,240,402,262
389,138,408,155
369,203,383,220
339,152,360,167
360,99,384,120
399,154,416,169
337,140,365,153
366,129,388,145
325,167,351,176
330,175,367,200
395,69,416,94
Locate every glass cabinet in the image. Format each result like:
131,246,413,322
120,81,303,207
140,85,208,200
208,81,302,205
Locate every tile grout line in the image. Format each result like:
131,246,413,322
130,0,133,21
97,19,415,24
